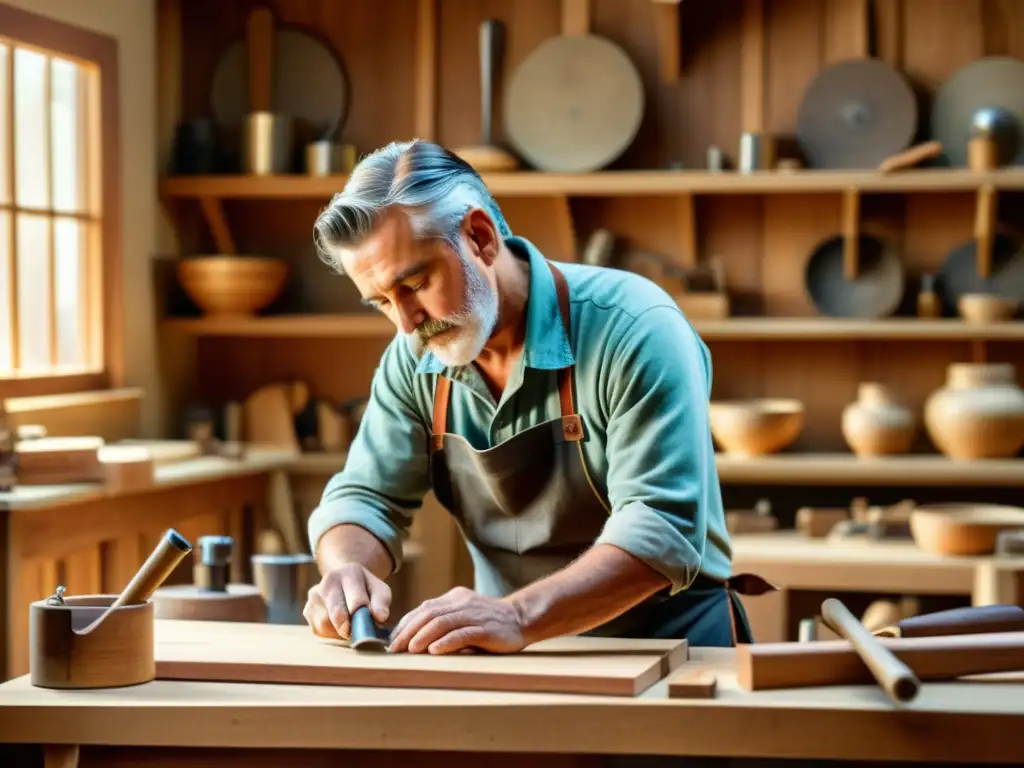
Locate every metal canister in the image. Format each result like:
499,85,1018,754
242,111,293,175
251,553,318,624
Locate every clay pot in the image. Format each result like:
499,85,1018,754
909,503,1024,555
841,383,916,457
924,363,1024,459
708,399,804,456
958,293,1019,323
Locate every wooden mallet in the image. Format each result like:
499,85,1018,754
821,597,920,704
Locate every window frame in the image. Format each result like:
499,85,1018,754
0,2,122,399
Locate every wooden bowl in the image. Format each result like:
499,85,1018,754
29,594,155,689
909,503,1024,556
957,292,1019,323
177,256,289,318
708,399,804,456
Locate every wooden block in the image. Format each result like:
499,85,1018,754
796,507,850,538
153,620,687,697
13,437,106,485
736,631,1024,691
666,666,717,698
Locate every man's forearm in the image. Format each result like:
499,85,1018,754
503,544,671,644
315,523,394,579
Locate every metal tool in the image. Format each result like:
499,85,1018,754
350,605,388,651
796,58,917,168
931,57,1024,167
195,535,234,592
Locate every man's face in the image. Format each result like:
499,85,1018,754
338,209,499,366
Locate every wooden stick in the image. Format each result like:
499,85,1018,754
975,183,996,279
842,189,860,280
78,528,192,635
821,598,920,702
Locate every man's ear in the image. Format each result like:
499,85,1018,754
463,208,500,266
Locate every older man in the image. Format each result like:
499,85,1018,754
303,140,769,655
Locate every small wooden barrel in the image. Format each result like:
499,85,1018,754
30,594,154,689
151,584,266,622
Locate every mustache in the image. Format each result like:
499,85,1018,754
412,317,458,345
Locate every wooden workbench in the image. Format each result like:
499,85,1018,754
732,531,1024,642
0,646,1020,766
0,447,295,681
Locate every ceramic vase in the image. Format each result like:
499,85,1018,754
924,363,1024,459
841,383,916,457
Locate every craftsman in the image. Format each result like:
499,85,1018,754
304,139,768,655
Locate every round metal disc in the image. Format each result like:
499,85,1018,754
210,28,348,137
796,59,917,168
938,234,1024,314
804,234,905,318
504,35,644,172
931,57,1024,167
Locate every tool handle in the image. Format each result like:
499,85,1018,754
115,529,193,608
881,604,1024,639
821,598,920,703
479,19,503,145
350,605,387,650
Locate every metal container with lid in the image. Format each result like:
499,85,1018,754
150,535,266,623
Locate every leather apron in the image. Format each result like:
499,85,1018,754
427,260,775,645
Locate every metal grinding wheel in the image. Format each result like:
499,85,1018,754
931,57,1024,167
503,35,644,172
796,59,917,169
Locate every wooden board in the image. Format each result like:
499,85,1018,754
153,620,688,697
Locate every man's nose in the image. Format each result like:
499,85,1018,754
396,301,425,335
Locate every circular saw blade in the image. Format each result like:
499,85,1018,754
796,58,918,169
931,57,1024,167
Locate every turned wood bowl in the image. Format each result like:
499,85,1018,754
708,399,804,456
958,292,1019,323
909,503,1024,556
177,256,289,318
29,594,155,689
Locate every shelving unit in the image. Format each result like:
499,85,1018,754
161,168,1024,199
162,314,1024,342
289,451,1023,486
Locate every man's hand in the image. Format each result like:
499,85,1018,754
387,586,526,655
304,562,392,640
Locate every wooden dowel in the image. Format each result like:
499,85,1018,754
842,188,860,280
821,597,920,703
974,183,996,279
562,0,590,36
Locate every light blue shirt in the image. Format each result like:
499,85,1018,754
307,236,733,594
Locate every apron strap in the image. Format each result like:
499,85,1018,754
429,259,582,450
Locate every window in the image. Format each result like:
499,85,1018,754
0,3,120,399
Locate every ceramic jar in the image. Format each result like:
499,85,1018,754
924,363,1024,459
841,383,916,457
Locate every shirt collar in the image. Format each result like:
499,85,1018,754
413,235,574,376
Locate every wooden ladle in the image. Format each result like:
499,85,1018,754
75,529,193,635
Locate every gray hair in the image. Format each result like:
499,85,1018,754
313,140,512,273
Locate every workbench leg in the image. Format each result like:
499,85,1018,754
44,744,79,768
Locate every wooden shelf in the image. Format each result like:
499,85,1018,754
160,168,1024,200
287,451,1022,487
161,314,1024,341
715,454,1024,486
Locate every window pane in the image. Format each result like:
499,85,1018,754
14,47,49,209
51,57,84,213
0,212,10,373
54,216,83,367
16,213,51,372
0,45,9,206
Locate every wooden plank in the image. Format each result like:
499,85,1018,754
736,631,1024,691
153,620,686,697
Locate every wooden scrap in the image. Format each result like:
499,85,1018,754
796,506,850,538
243,383,301,452
666,666,717,699
13,437,106,485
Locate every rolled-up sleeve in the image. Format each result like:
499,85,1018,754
306,338,431,573
593,305,713,594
